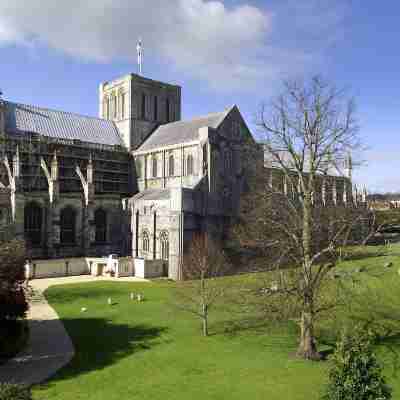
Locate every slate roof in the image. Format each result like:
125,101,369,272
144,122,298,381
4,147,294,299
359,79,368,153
4,101,124,147
263,147,343,177
133,188,171,201
137,106,234,152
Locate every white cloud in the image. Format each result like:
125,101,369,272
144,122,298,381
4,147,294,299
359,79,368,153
0,0,349,92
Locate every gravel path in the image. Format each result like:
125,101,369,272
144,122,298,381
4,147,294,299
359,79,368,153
0,275,148,386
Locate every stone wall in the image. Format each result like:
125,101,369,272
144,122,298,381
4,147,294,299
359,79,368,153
25,258,90,279
99,73,181,150
135,144,200,191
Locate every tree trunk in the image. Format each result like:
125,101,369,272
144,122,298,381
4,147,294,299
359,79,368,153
202,303,208,336
298,187,320,360
297,310,320,360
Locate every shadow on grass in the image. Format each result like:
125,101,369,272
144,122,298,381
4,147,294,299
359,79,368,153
214,317,272,337
35,317,167,390
341,250,389,262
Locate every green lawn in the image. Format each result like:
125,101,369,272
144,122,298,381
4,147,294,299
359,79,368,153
33,246,400,400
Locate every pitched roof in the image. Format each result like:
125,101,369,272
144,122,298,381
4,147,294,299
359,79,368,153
137,106,234,152
4,101,124,147
263,147,344,177
133,188,171,201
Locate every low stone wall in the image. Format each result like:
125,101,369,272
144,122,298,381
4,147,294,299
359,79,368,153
116,257,134,277
134,258,166,279
26,257,134,279
26,258,90,279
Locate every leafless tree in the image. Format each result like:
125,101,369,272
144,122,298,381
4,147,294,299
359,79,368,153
234,76,377,360
173,234,230,337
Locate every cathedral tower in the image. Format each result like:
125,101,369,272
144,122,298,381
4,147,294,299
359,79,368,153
99,73,181,151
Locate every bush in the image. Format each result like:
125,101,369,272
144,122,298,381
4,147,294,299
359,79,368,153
0,383,32,400
0,240,28,321
322,327,392,400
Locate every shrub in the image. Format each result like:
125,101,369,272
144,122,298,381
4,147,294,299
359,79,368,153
0,383,32,400
322,327,392,400
0,240,28,321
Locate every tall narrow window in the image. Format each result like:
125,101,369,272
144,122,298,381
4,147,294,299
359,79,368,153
224,150,232,170
168,154,174,176
24,202,42,246
103,96,109,119
202,143,208,174
108,97,112,120
160,231,169,260
135,158,142,178
142,230,150,253
141,93,146,120
113,94,117,119
154,96,158,121
95,209,107,243
121,92,125,119
152,155,158,178
166,98,170,122
186,154,194,175
60,207,76,244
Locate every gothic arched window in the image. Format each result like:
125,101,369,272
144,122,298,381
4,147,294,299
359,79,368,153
95,208,107,243
224,150,232,171
186,154,194,176
141,93,146,120
152,155,158,178
108,96,112,120
103,96,109,119
60,206,76,244
135,158,142,178
160,231,169,260
168,154,174,176
154,96,158,121
166,98,170,122
113,94,118,119
24,202,42,246
120,91,125,119
142,230,150,253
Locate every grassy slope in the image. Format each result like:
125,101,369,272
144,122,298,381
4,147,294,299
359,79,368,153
33,246,400,400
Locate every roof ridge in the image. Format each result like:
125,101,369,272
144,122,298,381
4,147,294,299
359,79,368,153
5,100,113,124
160,106,233,127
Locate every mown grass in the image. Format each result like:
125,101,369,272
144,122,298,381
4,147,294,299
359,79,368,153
33,245,400,400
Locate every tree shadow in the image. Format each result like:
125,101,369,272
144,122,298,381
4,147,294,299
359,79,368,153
214,317,271,337
342,250,388,262
34,317,167,390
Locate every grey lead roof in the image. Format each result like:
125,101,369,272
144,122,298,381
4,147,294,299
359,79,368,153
133,188,171,201
137,106,234,152
4,101,124,147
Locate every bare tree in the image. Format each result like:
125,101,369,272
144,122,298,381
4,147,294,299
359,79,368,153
234,76,375,360
173,234,230,337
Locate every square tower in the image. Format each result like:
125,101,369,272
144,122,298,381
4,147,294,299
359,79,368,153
99,73,181,150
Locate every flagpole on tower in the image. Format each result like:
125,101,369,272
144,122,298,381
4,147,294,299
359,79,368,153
137,38,143,75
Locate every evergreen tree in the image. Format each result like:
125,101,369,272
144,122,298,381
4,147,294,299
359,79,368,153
323,327,391,400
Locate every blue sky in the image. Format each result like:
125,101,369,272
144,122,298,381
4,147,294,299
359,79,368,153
0,0,399,192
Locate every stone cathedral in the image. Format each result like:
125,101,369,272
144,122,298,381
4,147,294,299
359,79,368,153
0,73,255,279
0,72,359,280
